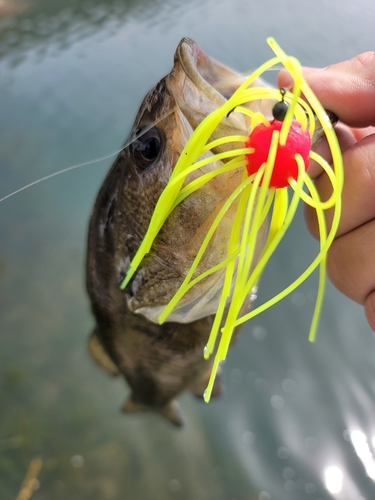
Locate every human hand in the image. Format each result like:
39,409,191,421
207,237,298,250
278,52,375,331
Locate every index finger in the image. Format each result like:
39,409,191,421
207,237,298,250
278,52,375,128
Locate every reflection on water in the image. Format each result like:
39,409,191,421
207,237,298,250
350,431,375,482
0,0,165,62
324,466,343,495
1,0,375,499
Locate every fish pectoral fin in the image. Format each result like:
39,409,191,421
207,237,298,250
122,396,147,413
122,396,184,428
88,329,120,376
158,400,184,428
190,368,223,400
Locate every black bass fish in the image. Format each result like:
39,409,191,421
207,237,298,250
86,38,337,426
86,38,272,426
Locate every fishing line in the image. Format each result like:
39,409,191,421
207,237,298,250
0,151,123,203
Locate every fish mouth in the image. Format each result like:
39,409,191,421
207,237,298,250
168,38,271,140
174,37,246,111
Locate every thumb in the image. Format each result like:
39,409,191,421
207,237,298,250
278,52,375,128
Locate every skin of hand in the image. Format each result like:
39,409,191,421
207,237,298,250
278,52,375,332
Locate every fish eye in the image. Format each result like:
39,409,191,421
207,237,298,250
131,126,162,169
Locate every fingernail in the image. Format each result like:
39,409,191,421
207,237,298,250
278,68,294,89
302,66,323,73
278,66,326,89
302,66,328,75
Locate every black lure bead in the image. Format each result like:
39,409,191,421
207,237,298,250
272,100,289,121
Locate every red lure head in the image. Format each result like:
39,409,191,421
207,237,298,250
245,119,311,188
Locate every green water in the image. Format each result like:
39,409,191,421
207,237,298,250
1,1,375,499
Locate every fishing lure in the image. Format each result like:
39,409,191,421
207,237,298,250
121,38,343,403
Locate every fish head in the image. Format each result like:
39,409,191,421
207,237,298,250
118,38,269,324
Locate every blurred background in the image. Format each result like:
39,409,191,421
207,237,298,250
1,0,375,499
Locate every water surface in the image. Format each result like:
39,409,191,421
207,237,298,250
1,1,375,499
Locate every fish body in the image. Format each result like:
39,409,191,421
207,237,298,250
86,38,270,426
